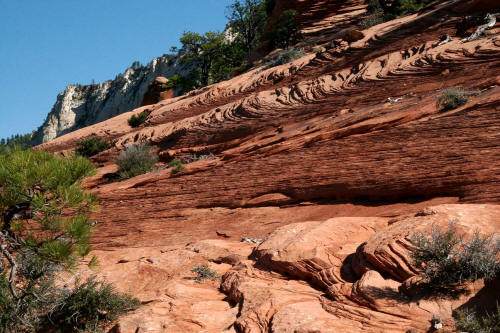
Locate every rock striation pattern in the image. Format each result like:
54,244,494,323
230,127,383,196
36,0,500,331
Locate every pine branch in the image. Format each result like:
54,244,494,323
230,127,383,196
0,243,19,299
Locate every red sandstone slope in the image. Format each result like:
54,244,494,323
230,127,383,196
39,0,500,332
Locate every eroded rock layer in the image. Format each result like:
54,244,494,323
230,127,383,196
38,0,500,332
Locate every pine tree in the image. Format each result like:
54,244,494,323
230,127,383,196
0,148,137,331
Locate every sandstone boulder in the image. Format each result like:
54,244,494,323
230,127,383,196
354,204,500,282
252,217,388,290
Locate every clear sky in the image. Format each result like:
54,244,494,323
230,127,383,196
0,0,233,139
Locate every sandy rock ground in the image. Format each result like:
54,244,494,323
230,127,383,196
38,0,500,331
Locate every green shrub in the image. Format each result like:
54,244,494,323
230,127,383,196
455,305,500,333
437,87,469,111
169,158,186,175
115,144,158,179
411,223,500,293
311,45,326,53
50,276,140,332
191,264,218,282
128,110,151,128
263,48,306,69
75,137,110,157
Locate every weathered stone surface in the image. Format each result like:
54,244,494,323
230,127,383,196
32,56,187,145
355,204,500,281
219,205,499,333
141,76,174,106
252,217,388,289
32,0,500,331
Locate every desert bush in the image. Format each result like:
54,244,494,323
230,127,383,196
437,87,469,111
128,110,151,128
191,264,218,282
411,222,500,293
311,45,326,53
455,305,500,333
75,137,110,157
169,158,186,174
263,48,306,69
49,276,140,332
115,144,158,179
183,153,215,164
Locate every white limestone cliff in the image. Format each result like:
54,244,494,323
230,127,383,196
32,55,186,145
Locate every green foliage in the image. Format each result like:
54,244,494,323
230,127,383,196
0,133,33,152
165,74,199,96
0,275,16,331
411,223,500,293
49,276,140,332
0,148,138,332
437,87,469,111
210,40,247,83
115,144,158,179
455,305,500,333
169,0,270,94
169,158,186,175
263,9,303,49
128,110,151,128
180,30,228,87
191,264,218,282
262,48,306,68
75,137,111,157
0,148,137,332
226,0,268,55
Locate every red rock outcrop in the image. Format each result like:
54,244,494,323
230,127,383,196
354,204,500,281
221,204,500,333
35,0,500,331
141,76,174,106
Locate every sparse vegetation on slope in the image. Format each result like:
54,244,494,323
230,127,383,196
76,137,111,157
169,158,186,175
455,305,500,333
262,48,306,68
411,223,500,293
437,87,469,111
191,264,218,282
115,144,158,179
50,276,140,332
128,110,151,128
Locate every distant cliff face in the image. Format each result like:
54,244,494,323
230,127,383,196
32,55,185,145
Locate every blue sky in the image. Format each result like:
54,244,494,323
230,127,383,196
0,0,233,139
